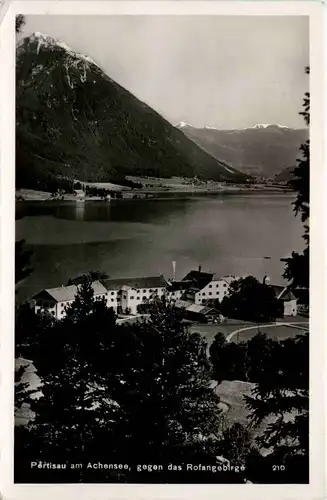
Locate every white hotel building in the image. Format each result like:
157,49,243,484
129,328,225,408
101,276,167,314
32,276,168,318
32,281,108,319
194,276,238,305
31,268,296,320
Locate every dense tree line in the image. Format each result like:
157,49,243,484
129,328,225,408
209,331,309,482
282,67,309,289
15,261,308,484
219,276,282,322
209,331,307,386
16,169,76,194
15,281,249,483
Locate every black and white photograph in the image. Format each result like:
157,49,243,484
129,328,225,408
1,1,323,494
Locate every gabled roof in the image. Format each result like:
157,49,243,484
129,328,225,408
166,280,193,291
32,280,107,303
270,285,296,302
101,276,167,291
181,270,214,290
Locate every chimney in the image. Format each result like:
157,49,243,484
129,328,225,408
172,261,176,281
198,265,202,273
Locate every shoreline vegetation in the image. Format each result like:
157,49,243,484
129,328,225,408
16,176,293,202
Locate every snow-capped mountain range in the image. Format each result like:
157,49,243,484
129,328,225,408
176,121,292,131
175,121,308,176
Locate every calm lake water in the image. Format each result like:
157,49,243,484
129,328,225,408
16,193,304,302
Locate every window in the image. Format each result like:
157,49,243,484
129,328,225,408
137,296,140,300
208,292,212,296
52,311,55,316
137,289,140,293
111,299,115,302
216,284,219,287
224,284,227,288
202,292,206,296
143,296,147,301
149,289,153,292
111,291,115,295
143,290,147,293
117,298,120,302
154,289,158,293
209,284,212,288
172,292,175,296
123,295,127,299
130,296,134,300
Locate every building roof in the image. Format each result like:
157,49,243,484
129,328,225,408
181,270,214,290
174,299,193,309
185,303,219,315
33,280,107,303
166,280,193,292
101,276,167,291
270,285,296,302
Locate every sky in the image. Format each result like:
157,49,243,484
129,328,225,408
19,15,309,129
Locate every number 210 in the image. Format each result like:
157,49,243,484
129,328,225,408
272,465,286,471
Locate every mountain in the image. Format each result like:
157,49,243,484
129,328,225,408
16,33,247,189
175,122,308,177
274,166,296,182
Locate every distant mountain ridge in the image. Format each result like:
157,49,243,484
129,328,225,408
16,32,248,189
175,122,308,177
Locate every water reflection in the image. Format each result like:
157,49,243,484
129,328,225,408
16,198,193,224
75,203,85,220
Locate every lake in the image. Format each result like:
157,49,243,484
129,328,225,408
16,193,304,302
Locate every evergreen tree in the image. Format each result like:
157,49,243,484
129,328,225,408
15,237,35,417
15,289,237,483
244,333,309,482
95,298,224,480
282,66,309,288
15,277,118,482
15,239,33,285
15,15,25,34
220,276,281,322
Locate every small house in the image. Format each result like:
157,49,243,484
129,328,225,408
270,285,297,317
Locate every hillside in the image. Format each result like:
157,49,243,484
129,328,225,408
176,122,308,177
274,166,296,182
16,33,247,190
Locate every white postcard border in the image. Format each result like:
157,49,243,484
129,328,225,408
0,2,325,499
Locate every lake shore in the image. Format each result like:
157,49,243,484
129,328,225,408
16,185,293,202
